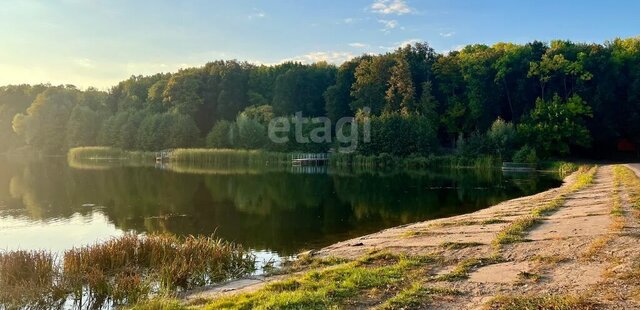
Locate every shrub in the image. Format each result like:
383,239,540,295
512,145,538,164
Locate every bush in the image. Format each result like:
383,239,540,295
512,145,538,163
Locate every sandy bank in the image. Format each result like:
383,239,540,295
187,165,640,309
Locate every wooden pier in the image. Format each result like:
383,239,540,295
291,153,329,166
155,149,174,163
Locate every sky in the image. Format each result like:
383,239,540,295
1,0,639,89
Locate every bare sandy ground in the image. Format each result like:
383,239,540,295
187,165,640,309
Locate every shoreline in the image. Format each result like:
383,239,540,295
180,164,640,309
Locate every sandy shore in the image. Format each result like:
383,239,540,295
187,164,640,309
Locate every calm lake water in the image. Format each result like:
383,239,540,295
0,158,561,263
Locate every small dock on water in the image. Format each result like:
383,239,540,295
291,153,329,166
501,162,536,172
156,149,174,163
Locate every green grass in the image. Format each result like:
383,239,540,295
434,255,505,281
330,153,502,170
170,148,291,167
614,165,640,210
493,216,540,246
569,166,597,192
531,196,566,217
486,294,594,310
482,218,509,225
376,283,461,310
68,146,154,161
538,161,579,176
278,254,350,274
200,252,442,309
611,167,624,216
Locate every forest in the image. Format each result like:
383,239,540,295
1,37,640,161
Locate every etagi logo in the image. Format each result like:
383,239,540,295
267,108,371,152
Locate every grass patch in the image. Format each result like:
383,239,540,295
376,283,461,309
531,196,565,217
611,166,625,216
440,242,484,250
493,216,539,246
482,218,508,225
170,148,291,167
486,294,595,310
434,255,505,281
615,165,640,210
569,166,597,192
278,255,350,275
580,235,612,261
530,255,569,266
201,252,438,309
401,230,443,238
68,146,154,161
429,218,507,229
517,271,542,282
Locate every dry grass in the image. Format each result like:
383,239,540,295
581,166,628,261
440,241,484,250
485,294,596,310
0,250,66,308
1,234,254,309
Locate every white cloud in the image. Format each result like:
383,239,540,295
73,58,95,69
439,32,455,38
248,9,266,20
282,51,356,64
377,38,423,51
349,42,369,48
396,38,422,47
378,19,398,32
371,0,414,15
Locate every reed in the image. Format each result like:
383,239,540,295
63,234,255,306
68,146,155,162
0,234,254,308
170,148,290,168
0,250,66,308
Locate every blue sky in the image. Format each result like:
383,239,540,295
1,0,638,89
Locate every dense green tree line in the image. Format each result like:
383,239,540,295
1,38,639,159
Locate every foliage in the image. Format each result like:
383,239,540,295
517,94,592,157
487,118,517,159
512,145,538,164
1,38,640,159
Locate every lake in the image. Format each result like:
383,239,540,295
0,157,561,265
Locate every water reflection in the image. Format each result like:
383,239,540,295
0,158,561,256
